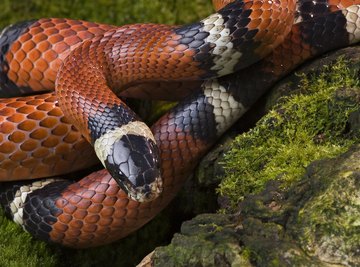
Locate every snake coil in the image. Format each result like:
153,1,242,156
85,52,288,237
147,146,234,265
0,0,359,247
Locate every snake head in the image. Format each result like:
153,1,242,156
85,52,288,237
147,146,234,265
94,121,163,202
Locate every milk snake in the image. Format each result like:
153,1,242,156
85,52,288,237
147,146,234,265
0,0,359,248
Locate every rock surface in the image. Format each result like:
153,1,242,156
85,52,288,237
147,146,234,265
138,46,360,266
139,144,360,267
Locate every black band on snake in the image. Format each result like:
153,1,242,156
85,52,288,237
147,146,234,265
0,0,359,247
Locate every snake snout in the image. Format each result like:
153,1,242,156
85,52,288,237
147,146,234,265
103,132,163,202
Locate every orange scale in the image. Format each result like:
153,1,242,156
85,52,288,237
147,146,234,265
98,218,113,228
78,31,96,40
175,44,188,52
8,131,26,143
43,28,59,38
115,195,130,207
66,229,82,238
69,219,84,229
80,190,96,200
31,68,45,82
47,108,63,117
34,58,49,73
9,41,21,52
41,21,55,28
103,196,117,207
6,71,19,84
82,224,97,233
9,150,27,161
0,107,15,117
64,35,82,46
88,204,103,213
53,222,69,232
22,40,37,53
63,132,79,144
55,197,69,208
68,194,83,205
57,213,73,224
19,140,38,152
41,136,59,147
43,95,57,102
248,18,262,29
39,117,58,129
94,183,110,194
77,199,92,210
13,49,26,63
19,32,32,42
51,124,69,136
55,22,71,30
21,59,35,74
28,47,42,61
71,24,87,32
91,193,106,204
27,110,46,120
18,120,37,131
112,208,127,219
73,209,88,220
105,186,119,196
100,206,115,217
0,159,17,170
28,101,46,110
84,214,100,224
31,147,50,158
43,49,59,62
21,157,38,168
251,8,264,19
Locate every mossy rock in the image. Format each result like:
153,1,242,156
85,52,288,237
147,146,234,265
217,46,360,210
286,144,360,265
139,46,360,266
140,145,360,267
138,213,252,267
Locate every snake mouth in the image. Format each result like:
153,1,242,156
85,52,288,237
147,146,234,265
121,175,163,202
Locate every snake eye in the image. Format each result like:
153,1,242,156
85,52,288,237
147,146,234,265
104,133,163,202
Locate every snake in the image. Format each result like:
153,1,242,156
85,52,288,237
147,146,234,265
0,0,359,248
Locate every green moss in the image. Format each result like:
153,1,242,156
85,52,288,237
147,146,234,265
0,0,213,28
0,210,58,267
151,214,252,267
218,60,360,210
287,145,360,264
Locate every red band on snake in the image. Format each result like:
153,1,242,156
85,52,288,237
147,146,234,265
0,0,359,247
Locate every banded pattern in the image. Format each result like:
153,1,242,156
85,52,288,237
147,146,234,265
0,0,359,248
54,0,295,201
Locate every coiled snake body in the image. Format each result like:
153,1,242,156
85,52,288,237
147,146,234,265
0,0,359,247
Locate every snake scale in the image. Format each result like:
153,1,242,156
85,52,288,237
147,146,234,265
0,0,359,248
